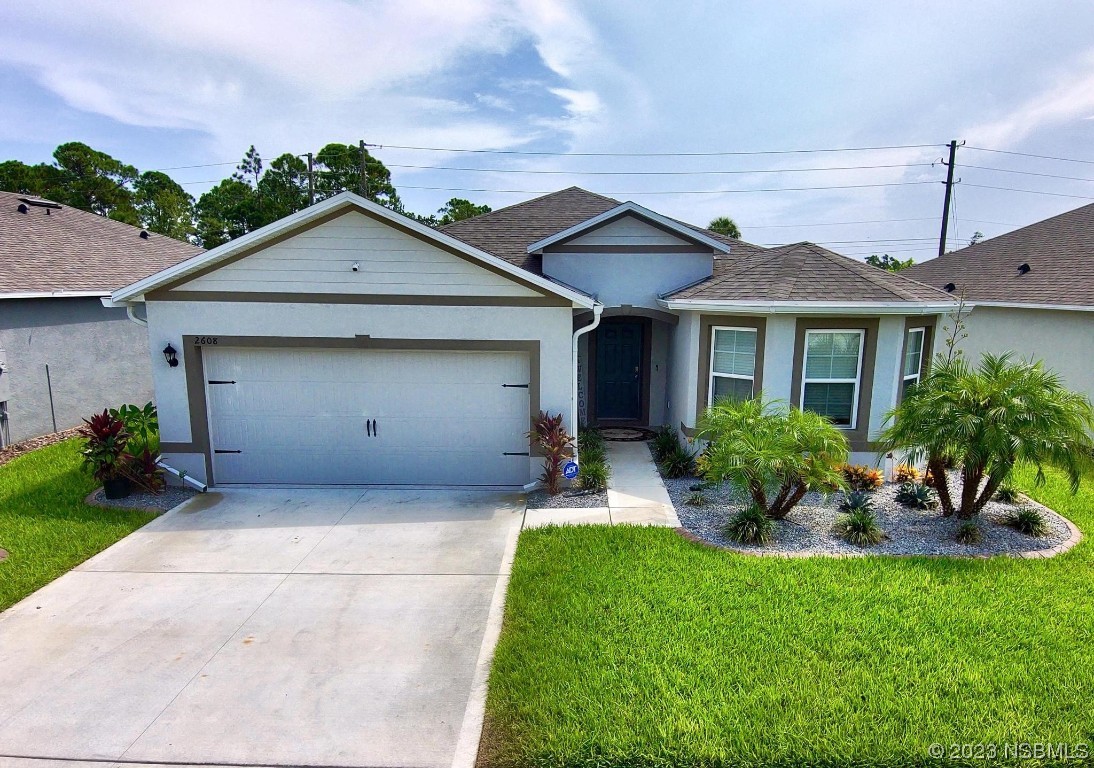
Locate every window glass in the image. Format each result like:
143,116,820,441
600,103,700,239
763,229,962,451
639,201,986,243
803,382,856,425
802,330,863,426
713,375,753,402
709,327,757,405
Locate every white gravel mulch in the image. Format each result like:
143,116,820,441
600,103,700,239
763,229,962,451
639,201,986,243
661,461,1075,557
89,485,200,513
526,487,608,509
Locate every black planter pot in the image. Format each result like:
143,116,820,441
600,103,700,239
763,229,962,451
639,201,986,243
103,477,132,500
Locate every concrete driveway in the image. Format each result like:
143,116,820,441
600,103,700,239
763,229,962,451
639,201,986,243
0,488,524,768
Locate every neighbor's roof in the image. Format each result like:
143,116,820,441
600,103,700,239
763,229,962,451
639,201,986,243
441,186,765,274
0,191,202,297
903,202,1094,308
663,242,956,305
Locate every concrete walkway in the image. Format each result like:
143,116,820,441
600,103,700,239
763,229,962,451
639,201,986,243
523,440,681,528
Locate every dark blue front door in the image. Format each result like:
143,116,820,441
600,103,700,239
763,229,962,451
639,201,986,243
595,321,643,420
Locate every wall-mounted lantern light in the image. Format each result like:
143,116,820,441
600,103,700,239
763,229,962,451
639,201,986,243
163,343,179,368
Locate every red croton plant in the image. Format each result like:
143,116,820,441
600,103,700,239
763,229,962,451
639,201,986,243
79,408,165,493
528,411,574,496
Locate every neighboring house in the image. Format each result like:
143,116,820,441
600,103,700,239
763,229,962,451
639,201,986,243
109,187,956,488
0,192,201,446
904,203,1094,401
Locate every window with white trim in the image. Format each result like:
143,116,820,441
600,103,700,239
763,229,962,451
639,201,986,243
901,327,926,401
708,327,757,405
801,330,864,427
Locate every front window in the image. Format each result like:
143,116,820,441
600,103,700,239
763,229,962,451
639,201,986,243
709,327,757,404
901,327,926,401
801,330,864,427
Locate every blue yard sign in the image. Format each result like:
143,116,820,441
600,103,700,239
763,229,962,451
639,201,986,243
562,460,579,480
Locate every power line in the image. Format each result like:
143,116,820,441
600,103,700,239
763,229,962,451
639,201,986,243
386,161,936,176
965,146,1094,165
397,180,941,195
963,164,1094,183
961,183,1094,200
367,142,943,157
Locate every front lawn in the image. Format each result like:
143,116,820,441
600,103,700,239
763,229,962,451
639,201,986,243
0,439,157,612
483,465,1093,767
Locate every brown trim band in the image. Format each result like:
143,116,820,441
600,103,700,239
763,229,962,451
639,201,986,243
180,335,541,487
696,315,767,421
151,290,569,307
547,244,711,254
789,317,879,452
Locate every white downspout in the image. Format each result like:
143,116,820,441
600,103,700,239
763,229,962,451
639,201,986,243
126,304,148,327
156,459,208,492
571,303,604,465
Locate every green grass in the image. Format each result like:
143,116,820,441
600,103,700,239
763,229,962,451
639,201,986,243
484,465,1093,767
0,439,157,611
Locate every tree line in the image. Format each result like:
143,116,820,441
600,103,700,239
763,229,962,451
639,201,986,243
0,142,491,248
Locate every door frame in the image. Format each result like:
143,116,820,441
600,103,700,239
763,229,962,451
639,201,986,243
587,317,652,427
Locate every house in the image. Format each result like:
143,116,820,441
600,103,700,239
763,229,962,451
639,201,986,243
904,202,1094,400
0,191,201,446
108,187,956,487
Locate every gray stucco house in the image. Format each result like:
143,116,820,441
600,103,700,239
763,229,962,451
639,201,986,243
108,187,956,488
0,192,201,446
904,202,1093,402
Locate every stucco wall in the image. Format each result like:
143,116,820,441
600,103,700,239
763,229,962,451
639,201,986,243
665,311,700,434
0,297,153,444
543,252,711,309
145,299,574,484
959,306,1093,401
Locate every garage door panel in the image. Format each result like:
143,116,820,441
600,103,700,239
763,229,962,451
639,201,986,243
204,347,530,486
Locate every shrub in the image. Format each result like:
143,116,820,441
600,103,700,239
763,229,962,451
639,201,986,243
1002,507,1050,537
835,508,883,547
838,490,874,515
880,353,1094,518
659,442,697,478
841,463,883,491
79,410,131,483
994,483,1020,504
651,425,679,463
110,402,164,493
528,411,574,496
895,482,938,510
577,460,609,492
685,491,706,507
955,522,983,545
725,504,774,546
696,397,848,520
893,463,920,484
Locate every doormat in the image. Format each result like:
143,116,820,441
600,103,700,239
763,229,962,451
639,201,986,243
598,427,657,442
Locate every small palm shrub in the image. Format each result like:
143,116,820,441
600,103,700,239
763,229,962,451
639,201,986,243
895,482,938,510
838,490,874,515
685,491,706,507
725,504,774,546
660,442,697,478
651,425,679,462
893,464,920,484
994,483,1020,504
528,411,573,495
577,460,609,492
835,508,883,547
841,463,883,491
881,353,1094,518
697,397,848,520
955,521,983,545
1002,507,1050,537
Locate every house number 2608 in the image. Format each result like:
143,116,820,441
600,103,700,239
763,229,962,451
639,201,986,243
195,336,219,345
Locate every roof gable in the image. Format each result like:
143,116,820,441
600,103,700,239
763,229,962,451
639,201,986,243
526,202,731,254
112,192,595,307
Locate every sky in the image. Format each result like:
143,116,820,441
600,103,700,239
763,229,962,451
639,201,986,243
2,0,1093,261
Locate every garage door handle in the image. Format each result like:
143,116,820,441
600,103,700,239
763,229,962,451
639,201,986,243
371,419,377,437
503,452,530,456
214,449,242,454
366,420,371,437
503,383,529,388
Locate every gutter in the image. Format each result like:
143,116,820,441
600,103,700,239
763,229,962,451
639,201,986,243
1,291,110,300
570,304,604,464
656,300,963,315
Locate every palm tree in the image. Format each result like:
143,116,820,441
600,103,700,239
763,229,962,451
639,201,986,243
880,353,1094,518
708,215,741,239
696,397,848,518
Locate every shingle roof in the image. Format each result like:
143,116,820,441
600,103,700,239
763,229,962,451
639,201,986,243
903,202,1094,307
440,186,765,273
665,242,955,303
0,191,202,296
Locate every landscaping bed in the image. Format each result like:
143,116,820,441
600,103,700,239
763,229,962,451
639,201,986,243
664,469,1076,557
526,486,607,509
88,484,200,513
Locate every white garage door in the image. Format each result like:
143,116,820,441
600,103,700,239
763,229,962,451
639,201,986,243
203,347,531,486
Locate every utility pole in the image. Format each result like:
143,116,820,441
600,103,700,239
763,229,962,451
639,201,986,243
938,139,960,258
359,140,368,198
306,153,315,207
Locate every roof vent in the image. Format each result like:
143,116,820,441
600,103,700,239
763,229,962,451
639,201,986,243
944,282,956,292
1017,262,1031,275
139,230,150,239
18,196,62,210
17,203,28,214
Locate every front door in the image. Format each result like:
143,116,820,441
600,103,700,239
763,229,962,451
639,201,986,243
595,321,644,421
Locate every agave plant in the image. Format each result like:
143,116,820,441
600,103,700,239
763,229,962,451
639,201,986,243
881,353,1094,518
